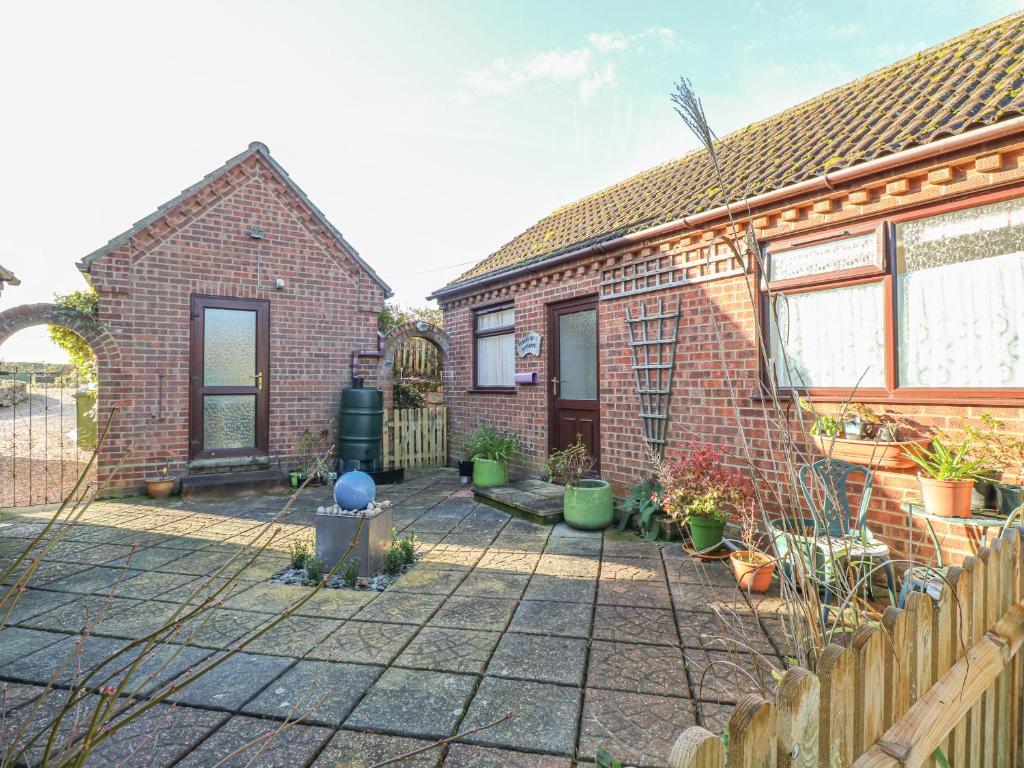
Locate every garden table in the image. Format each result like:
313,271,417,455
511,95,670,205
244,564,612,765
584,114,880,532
899,500,1024,603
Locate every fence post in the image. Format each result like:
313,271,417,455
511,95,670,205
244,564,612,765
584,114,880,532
775,667,819,767
818,643,855,767
852,623,886,754
668,727,725,767
727,695,777,768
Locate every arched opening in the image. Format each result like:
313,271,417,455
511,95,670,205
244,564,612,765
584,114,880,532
377,322,451,469
0,303,120,506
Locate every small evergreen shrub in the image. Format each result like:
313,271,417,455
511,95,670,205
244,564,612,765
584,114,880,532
289,540,310,570
398,533,416,565
383,545,404,576
341,557,360,588
304,556,325,585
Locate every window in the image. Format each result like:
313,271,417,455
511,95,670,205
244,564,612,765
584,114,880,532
896,197,1024,388
474,303,515,389
763,190,1024,401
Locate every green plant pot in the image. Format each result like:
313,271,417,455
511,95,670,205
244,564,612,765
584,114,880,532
563,479,614,530
687,516,725,552
289,471,302,488
472,458,508,488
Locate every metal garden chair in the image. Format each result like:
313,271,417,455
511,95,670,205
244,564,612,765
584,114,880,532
782,459,897,622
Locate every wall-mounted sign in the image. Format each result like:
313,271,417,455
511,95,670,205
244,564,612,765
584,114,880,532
516,332,542,358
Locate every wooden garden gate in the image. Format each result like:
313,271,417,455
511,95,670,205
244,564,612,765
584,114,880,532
382,406,447,469
669,527,1024,768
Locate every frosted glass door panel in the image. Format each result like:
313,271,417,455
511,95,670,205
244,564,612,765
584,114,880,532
204,309,256,386
203,395,256,450
770,282,885,388
559,310,597,400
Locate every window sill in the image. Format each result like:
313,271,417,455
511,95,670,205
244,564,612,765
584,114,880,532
466,387,517,395
751,390,1024,408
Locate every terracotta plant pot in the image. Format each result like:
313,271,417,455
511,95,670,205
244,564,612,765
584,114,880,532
730,550,776,593
146,478,175,499
918,476,973,518
472,457,508,488
563,479,614,530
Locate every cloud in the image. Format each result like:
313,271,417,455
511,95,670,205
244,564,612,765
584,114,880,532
454,26,678,104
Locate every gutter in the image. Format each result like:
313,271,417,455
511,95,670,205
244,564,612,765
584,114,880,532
428,114,1024,302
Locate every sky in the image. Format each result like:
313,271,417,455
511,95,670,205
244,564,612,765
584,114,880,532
0,0,1020,363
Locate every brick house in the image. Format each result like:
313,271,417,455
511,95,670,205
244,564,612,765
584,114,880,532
74,141,391,495
430,14,1024,563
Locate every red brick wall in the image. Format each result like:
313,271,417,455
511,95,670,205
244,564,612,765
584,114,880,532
441,135,1024,565
87,153,385,495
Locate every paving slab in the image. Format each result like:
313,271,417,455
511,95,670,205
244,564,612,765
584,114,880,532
0,587,77,624
683,648,781,704
180,607,271,649
587,641,691,698
535,553,600,579
345,667,477,739
428,596,518,631
166,651,292,710
0,627,67,667
508,599,592,638
444,744,573,767
486,632,587,686
592,604,679,646
389,567,467,596
395,626,501,674
242,616,342,657
308,620,420,665
522,574,597,603
21,594,139,633
453,571,530,599
475,549,541,574
353,591,445,625
460,677,581,756
174,714,332,768
80,701,228,768
578,688,696,768
312,729,441,767
242,659,383,725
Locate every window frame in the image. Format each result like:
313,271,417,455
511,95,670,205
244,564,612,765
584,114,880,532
472,301,516,392
761,184,1024,406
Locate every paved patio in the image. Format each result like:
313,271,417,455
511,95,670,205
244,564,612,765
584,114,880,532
0,469,787,767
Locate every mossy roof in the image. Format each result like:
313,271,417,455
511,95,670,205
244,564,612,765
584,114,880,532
439,12,1024,294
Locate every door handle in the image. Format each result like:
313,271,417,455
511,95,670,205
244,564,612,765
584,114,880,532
551,376,559,397
254,372,263,390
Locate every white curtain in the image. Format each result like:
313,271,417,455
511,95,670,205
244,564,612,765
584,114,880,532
898,250,1024,387
477,333,514,386
476,308,514,331
771,281,885,388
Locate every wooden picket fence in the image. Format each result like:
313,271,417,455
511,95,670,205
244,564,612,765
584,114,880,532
669,526,1024,768
382,406,447,469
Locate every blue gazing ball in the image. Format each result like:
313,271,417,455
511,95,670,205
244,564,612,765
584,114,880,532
334,470,376,510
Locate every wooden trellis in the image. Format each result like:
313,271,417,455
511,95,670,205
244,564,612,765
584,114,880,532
625,298,681,457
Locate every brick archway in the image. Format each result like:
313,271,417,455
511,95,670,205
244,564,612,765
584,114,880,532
0,303,120,371
377,321,450,412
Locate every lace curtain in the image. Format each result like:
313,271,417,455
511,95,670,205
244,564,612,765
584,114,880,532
770,281,885,388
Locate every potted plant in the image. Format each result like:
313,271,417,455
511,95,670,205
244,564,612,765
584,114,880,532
146,464,175,499
544,436,613,530
904,438,994,518
464,425,521,488
617,476,670,541
658,444,754,553
457,457,474,484
800,398,928,470
729,500,775,593
962,413,1024,514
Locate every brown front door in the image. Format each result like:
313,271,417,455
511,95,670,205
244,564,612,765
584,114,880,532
548,296,600,472
189,295,270,460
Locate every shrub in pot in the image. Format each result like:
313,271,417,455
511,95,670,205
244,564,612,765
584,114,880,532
464,425,521,488
545,436,612,530
658,444,754,554
904,438,993,518
729,501,775,593
961,412,1024,514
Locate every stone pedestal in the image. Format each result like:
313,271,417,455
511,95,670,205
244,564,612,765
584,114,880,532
315,505,393,578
